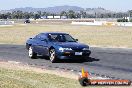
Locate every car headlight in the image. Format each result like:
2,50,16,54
59,47,72,52
83,47,89,50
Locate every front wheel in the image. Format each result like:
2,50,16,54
28,46,37,59
49,49,57,63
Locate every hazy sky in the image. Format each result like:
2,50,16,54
0,0,131,11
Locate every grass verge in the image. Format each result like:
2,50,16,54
0,61,131,88
0,24,132,48
0,67,105,88
0,67,78,88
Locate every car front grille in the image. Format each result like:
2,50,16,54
72,48,83,51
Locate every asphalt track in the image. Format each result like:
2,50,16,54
0,44,132,80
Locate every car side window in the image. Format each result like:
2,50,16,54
40,34,47,40
34,34,48,41
34,35,41,39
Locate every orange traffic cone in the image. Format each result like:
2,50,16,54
81,68,89,78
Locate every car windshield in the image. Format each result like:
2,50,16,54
48,34,76,42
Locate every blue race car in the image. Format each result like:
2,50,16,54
26,32,91,63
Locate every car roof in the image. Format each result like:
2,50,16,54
42,32,69,35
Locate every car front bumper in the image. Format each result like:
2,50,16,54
56,50,91,59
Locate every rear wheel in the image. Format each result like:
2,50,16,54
49,49,57,63
28,46,37,59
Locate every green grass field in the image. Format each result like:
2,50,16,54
1,64,130,88
0,24,132,48
0,67,106,88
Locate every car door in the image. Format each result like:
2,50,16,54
32,35,42,53
36,34,49,56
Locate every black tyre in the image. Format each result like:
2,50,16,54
28,46,37,59
49,49,57,63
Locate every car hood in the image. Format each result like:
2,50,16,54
54,42,89,49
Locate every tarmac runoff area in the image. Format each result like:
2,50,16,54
0,45,132,81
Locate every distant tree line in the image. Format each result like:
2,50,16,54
0,10,132,19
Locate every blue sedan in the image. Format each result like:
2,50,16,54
26,32,91,63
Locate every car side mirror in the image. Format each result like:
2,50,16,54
75,39,78,41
